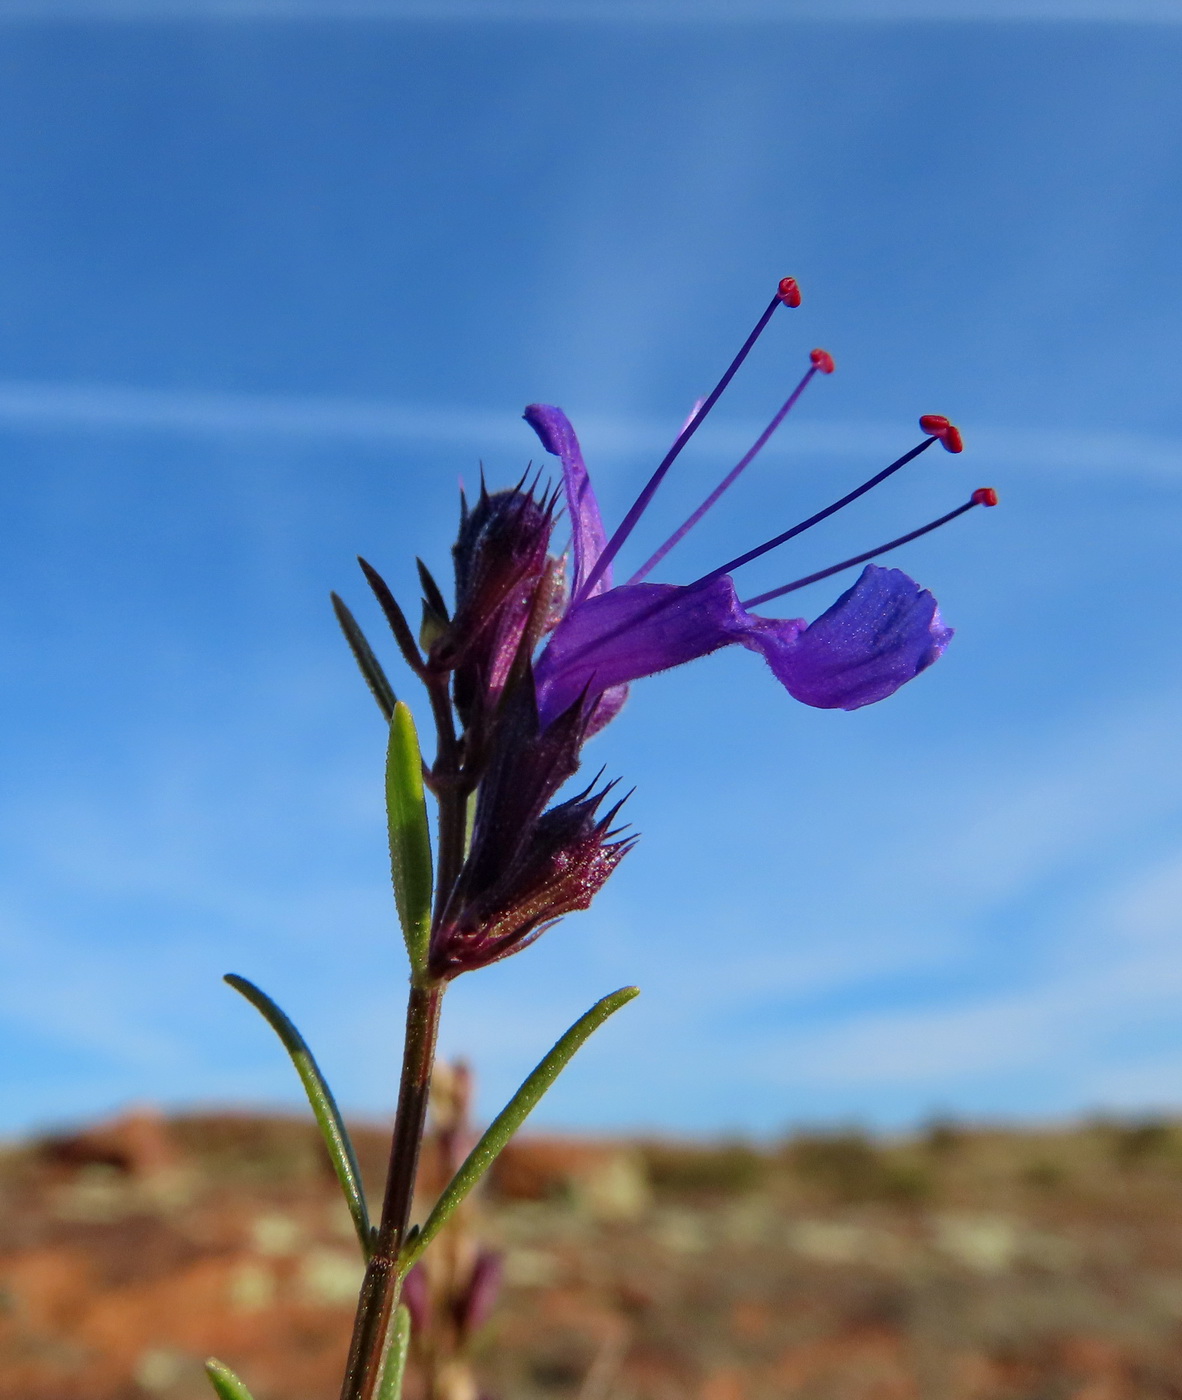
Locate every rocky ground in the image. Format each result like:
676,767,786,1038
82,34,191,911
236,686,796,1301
4,1110,1182,1399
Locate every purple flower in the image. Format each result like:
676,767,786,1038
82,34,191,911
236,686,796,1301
517,281,995,731
523,402,955,728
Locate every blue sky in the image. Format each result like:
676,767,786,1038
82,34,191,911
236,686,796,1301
0,1,1181,1138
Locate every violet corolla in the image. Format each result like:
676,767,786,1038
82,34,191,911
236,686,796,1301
526,402,954,726
520,279,994,732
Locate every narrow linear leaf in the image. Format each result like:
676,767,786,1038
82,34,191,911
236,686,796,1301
387,701,434,977
359,557,426,677
401,986,639,1271
331,592,397,719
378,1304,412,1400
204,1358,255,1400
224,974,371,1258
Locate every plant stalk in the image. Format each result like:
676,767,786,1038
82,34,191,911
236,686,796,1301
338,980,444,1400
340,670,467,1400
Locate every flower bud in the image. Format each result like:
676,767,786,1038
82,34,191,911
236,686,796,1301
450,486,553,648
430,679,632,978
445,485,556,727
430,779,631,979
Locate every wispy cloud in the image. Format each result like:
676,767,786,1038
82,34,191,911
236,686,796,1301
773,873,1182,1093
736,691,1182,1098
0,380,519,448
0,0,1180,23
882,690,1182,916
1,379,1180,481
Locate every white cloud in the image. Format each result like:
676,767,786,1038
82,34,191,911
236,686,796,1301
1110,852,1182,945
0,906,191,1067
897,693,1182,914
774,934,1182,1088
1,379,1180,482
0,380,520,449
0,0,1180,23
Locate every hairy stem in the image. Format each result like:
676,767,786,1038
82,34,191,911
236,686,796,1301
340,665,466,1400
338,981,444,1400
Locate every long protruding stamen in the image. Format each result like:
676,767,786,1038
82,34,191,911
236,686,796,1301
575,278,801,603
627,348,835,586
693,432,943,588
742,488,998,608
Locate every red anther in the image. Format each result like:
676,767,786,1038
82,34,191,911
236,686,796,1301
972,486,999,507
809,348,835,374
919,414,951,436
939,424,964,453
778,276,802,308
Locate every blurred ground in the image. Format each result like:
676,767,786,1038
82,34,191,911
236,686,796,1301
4,1109,1182,1399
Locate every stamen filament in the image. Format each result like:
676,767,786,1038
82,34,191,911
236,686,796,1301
576,286,792,602
741,494,986,608
627,362,820,585
693,435,939,588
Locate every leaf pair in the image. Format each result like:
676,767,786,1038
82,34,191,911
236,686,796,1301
214,976,636,1400
223,974,639,1275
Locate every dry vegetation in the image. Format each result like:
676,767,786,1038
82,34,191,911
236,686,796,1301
4,1110,1182,1398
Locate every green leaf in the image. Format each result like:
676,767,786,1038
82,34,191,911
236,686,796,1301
331,591,397,720
224,974,371,1258
401,986,639,1271
204,1358,255,1400
378,1304,412,1400
386,701,434,978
